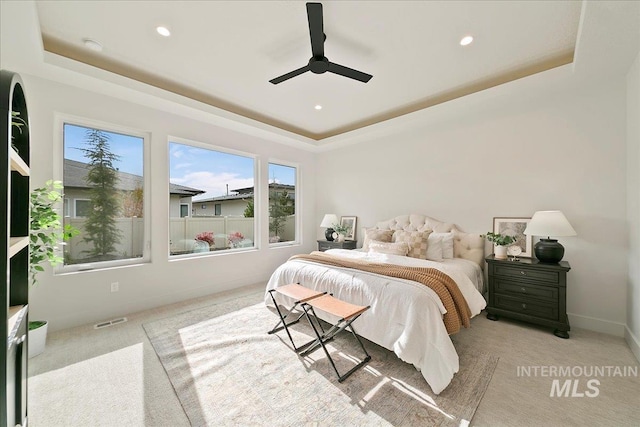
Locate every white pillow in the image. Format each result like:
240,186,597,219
431,232,454,259
426,234,444,261
368,241,410,256
362,228,394,251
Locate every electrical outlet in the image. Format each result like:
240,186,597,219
110,282,119,292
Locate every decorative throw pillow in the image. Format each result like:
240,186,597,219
431,232,454,259
425,234,444,261
392,229,433,259
362,228,394,251
368,240,410,256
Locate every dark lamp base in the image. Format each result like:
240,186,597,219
534,238,565,263
325,227,335,241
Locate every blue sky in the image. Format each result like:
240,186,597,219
63,124,295,201
64,124,144,175
170,142,295,201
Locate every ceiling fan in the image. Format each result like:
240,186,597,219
269,2,373,85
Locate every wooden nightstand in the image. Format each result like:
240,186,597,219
317,240,357,252
485,254,571,338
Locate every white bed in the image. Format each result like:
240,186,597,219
264,214,487,394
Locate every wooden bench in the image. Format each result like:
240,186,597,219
268,284,372,382
267,283,326,351
298,294,372,382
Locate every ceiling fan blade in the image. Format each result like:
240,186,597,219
307,2,324,58
327,62,373,83
269,65,311,84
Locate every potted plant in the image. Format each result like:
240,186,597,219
332,222,349,242
29,180,79,357
482,231,517,260
195,231,215,250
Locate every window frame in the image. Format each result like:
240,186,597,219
268,159,300,248
168,136,260,259
54,113,151,273
180,203,190,218
73,198,91,218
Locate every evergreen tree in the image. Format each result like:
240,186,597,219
243,198,254,218
79,129,122,259
269,188,293,238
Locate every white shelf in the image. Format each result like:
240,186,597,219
10,147,29,176
9,236,29,258
8,305,26,338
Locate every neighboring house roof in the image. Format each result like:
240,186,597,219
64,159,205,196
234,183,295,195
196,183,295,203
195,193,251,203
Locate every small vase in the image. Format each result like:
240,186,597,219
337,234,345,242
494,245,508,260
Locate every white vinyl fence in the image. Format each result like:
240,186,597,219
64,217,145,261
64,215,296,260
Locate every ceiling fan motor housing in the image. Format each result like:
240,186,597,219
309,56,330,74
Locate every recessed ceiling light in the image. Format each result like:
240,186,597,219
315,105,322,110
156,26,171,37
460,36,474,46
82,38,103,52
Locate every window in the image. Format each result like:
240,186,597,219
62,121,147,270
169,140,256,256
74,199,91,218
268,162,297,244
63,198,70,217
180,204,189,218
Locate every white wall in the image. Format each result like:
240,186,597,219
626,50,640,361
316,74,629,336
22,75,316,331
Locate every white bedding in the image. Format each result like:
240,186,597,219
264,249,487,394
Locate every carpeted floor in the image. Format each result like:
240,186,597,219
27,283,640,426
142,295,497,426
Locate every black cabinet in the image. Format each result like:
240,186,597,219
317,240,357,252
485,254,571,338
2,70,30,427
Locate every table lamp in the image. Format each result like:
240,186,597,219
320,214,339,241
524,210,576,263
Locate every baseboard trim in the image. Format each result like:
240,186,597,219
567,312,626,337
625,326,640,363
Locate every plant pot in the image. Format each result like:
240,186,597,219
28,320,48,358
494,245,508,260
337,234,345,242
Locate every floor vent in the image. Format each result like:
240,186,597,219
94,317,128,329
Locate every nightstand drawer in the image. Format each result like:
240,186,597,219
494,278,558,302
494,294,558,320
318,242,333,251
317,240,357,252
493,265,559,284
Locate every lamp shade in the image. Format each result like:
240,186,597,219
524,211,577,237
320,214,339,228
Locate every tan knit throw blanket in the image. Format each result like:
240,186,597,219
289,252,472,334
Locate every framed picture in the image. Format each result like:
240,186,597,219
340,216,357,241
493,217,532,257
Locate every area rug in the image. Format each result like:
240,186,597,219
143,293,498,426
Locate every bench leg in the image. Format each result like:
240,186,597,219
299,304,371,382
267,290,305,350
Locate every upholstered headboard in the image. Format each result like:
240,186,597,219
372,214,485,268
